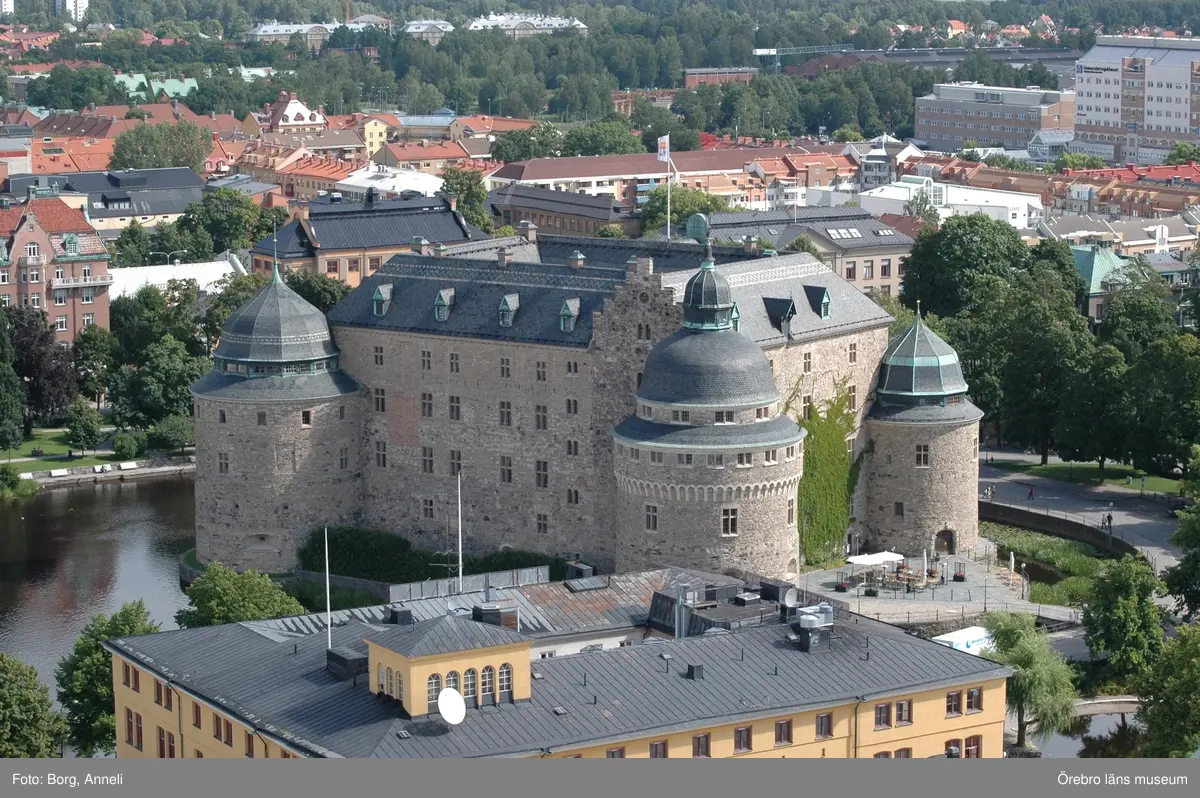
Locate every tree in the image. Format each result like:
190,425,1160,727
1163,141,1200,166
177,188,268,253
640,184,728,236
73,325,118,408
24,65,129,110
113,219,152,266
872,291,943,340
175,563,305,628
1083,556,1164,680
490,122,562,163
7,307,78,431
982,612,1077,748
785,234,823,258
0,310,23,458
285,270,348,313
150,414,195,453
110,121,212,172
1127,336,1200,476
1054,344,1131,481
902,188,940,227
1097,260,1177,362
596,224,626,238
109,335,210,429
439,165,491,232
55,601,159,757
149,219,215,263
1165,446,1200,621
1053,153,1107,172
0,652,66,758
1136,625,1200,757
65,398,104,455
831,123,862,142
563,121,644,157
110,283,203,366
1029,238,1087,310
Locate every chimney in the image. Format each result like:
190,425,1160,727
517,219,537,242
86,102,95,112
412,236,431,255
290,92,298,101
434,242,447,258
497,247,511,269
686,664,704,681
325,647,368,681
264,102,271,114
442,192,457,211
636,256,654,276
743,235,758,254
568,250,586,271
210,110,216,119
317,105,324,116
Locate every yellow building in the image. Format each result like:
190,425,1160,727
103,607,1010,760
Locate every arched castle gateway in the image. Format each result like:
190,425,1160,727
611,248,806,578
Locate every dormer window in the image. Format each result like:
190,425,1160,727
731,302,740,332
559,297,580,332
373,284,393,317
821,299,830,319
434,288,455,322
499,293,520,328
62,234,78,255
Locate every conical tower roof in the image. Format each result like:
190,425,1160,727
214,261,337,364
876,310,968,398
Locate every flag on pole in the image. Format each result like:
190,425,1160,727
656,134,670,162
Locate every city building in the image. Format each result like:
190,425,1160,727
102,585,1009,759
1071,244,1130,323
450,115,537,140
683,68,759,89
371,141,472,173
109,254,245,299
324,113,391,157
859,175,1045,229
245,193,485,287
0,0,13,15
259,130,365,161
0,196,111,342
203,173,284,206
246,91,327,135
30,136,114,174
403,20,454,46
466,14,587,38
4,167,204,234
244,20,377,48
611,90,676,117
30,101,241,138
1034,213,1197,254
1026,130,1076,162
274,156,358,201
334,164,444,200
846,135,926,191
487,183,640,236
914,82,1075,151
54,0,88,22
1074,35,1200,164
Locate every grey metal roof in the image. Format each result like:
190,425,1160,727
637,327,780,408
327,255,618,348
876,315,968,398
705,207,873,227
367,615,530,657
215,273,339,363
103,615,1009,759
444,235,540,263
488,184,635,221
190,369,360,402
681,259,732,312
1135,251,1189,273
867,398,983,425
613,413,804,449
536,236,761,272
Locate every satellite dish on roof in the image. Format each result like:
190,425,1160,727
437,687,466,725
783,588,799,608
686,213,710,244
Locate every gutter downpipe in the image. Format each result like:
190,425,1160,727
853,696,866,759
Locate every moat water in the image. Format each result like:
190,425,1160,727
0,478,195,691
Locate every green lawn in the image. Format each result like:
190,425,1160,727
14,452,122,474
0,429,79,459
989,460,1179,494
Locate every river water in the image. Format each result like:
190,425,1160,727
0,478,195,691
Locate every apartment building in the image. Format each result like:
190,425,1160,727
683,67,759,88
1074,35,1200,164
4,168,203,233
915,82,1075,150
860,175,1045,229
466,14,587,37
275,156,358,201
244,21,376,48
488,183,640,236
403,20,455,46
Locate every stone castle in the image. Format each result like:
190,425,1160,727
190,225,981,579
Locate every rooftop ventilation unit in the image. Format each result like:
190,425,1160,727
787,614,831,654
686,664,704,680
387,607,413,626
325,646,369,680
733,592,761,607
552,706,568,716
565,561,594,579
395,730,411,740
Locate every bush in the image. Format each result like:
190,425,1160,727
112,432,147,460
1030,576,1094,606
284,580,377,613
980,523,1106,578
296,527,568,584
0,463,37,502
149,414,194,453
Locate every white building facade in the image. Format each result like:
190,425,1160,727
54,0,88,21
860,175,1044,229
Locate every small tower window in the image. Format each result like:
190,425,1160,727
821,299,831,319
499,293,519,327
372,284,393,316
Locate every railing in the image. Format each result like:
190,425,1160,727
20,254,44,266
51,274,114,288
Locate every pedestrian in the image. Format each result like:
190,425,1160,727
1028,486,1035,501
1107,512,1113,529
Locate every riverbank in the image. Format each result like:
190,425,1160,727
27,457,195,488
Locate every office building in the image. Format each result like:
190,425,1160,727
915,82,1075,151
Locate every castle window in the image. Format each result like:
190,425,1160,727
301,410,311,427
707,454,723,467
566,398,578,415
671,410,690,423
721,508,739,536
374,346,384,366
427,674,442,704
422,447,434,474
499,357,511,378
498,663,513,695
449,353,459,373
787,498,795,525
375,441,387,468
764,449,777,464
422,499,434,518
915,444,930,468
481,666,495,695
715,411,734,424
737,452,753,467
566,440,579,456
449,450,462,476
567,488,579,505
338,447,348,470
421,393,433,418
257,411,266,425
536,460,548,488
895,502,905,518
535,405,547,430
786,445,796,459
339,405,345,420
640,404,653,419
677,453,692,466
421,351,431,371
449,396,461,421
374,388,386,412
499,456,512,483
499,293,519,327
821,299,830,319
434,288,454,321
218,453,229,475
650,450,663,464
566,361,578,375
535,361,546,381
629,448,640,461
560,315,576,332
386,668,394,696
802,395,813,420
218,410,226,424
645,504,658,531
849,343,857,364
445,671,459,692
972,437,979,461
848,385,857,412
498,401,512,426
803,352,812,373
755,405,770,420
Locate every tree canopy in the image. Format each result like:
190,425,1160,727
0,651,66,758
110,121,212,172
1083,556,1164,680
175,563,305,628
981,612,1077,749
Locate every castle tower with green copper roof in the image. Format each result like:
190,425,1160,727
860,310,983,558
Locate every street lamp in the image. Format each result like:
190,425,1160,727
150,250,188,265
1020,563,1028,600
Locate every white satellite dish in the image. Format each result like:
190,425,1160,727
437,687,466,726
783,588,799,608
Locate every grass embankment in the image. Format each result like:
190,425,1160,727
0,464,38,502
989,460,1178,494
15,453,123,474
980,522,1111,606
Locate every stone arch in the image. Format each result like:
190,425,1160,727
934,529,956,555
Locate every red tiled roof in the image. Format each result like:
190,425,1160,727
879,213,934,237
455,115,537,135
381,141,471,161
0,198,95,237
277,156,357,180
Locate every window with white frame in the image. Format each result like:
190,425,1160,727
721,508,739,537
915,444,930,468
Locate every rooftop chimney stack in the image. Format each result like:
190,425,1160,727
686,664,704,680
434,242,447,258
636,256,654,276
497,247,511,269
517,220,537,242
412,236,431,256
568,250,586,271
743,235,758,254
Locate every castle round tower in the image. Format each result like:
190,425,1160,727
611,249,807,579
861,313,983,557
190,265,363,572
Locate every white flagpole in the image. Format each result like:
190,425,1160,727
457,472,464,593
324,526,332,650
666,159,671,240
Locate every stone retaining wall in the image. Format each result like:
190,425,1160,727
30,455,196,487
980,500,1141,558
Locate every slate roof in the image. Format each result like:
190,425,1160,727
328,255,617,348
876,315,968,398
190,369,360,402
637,328,780,408
4,168,203,219
535,236,761,272
103,614,1009,759
368,615,530,658
613,413,804,449
488,183,635,221
250,197,485,258
214,272,338,363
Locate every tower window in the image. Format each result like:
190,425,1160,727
848,385,857,411
566,439,579,456
374,388,386,412
422,499,434,518
721,508,739,536
373,346,383,366
645,504,658,531
499,456,512,483
449,396,461,421
301,410,311,427
566,488,579,505
802,395,813,420
257,411,266,426
422,447,434,474
535,405,547,430
535,460,548,488
787,498,795,525
449,353,459,373
421,393,433,418
218,410,226,424
421,350,431,370
375,441,387,467
498,401,512,426
449,450,462,476
535,361,546,381
566,398,579,415
536,514,548,534
894,502,904,518
915,444,930,468
849,343,857,364
339,447,348,470
500,357,511,378
715,411,734,424
803,352,811,373
217,453,228,474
